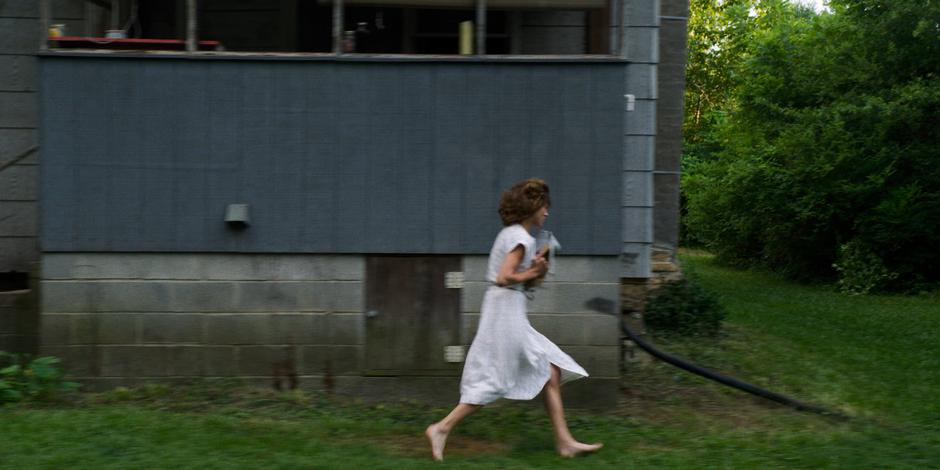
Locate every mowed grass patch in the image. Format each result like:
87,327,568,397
678,252,940,422
2,388,929,469
2,255,938,468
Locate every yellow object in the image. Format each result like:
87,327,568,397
459,21,473,55
48,24,64,38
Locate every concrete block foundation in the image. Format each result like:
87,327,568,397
40,253,622,407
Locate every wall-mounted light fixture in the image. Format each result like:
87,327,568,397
225,203,250,229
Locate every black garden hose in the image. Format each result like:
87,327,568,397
586,297,844,418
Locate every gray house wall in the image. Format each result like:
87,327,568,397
40,57,625,255
37,55,633,405
0,0,688,406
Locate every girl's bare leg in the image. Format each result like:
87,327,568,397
542,364,603,458
426,403,481,461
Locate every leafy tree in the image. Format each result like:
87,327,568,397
681,0,804,246
682,0,940,291
684,0,805,150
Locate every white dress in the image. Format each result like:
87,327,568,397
459,224,588,405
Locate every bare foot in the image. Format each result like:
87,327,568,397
425,423,449,462
557,441,604,458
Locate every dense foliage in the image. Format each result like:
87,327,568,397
682,0,940,292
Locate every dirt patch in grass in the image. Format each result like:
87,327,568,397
616,364,798,430
616,324,849,430
376,433,511,458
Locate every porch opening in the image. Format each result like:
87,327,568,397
44,0,621,56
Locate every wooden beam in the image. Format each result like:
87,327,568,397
40,0,50,51
609,0,621,56
618,0,626,58
333,0,344,53
475,0,486,55
509,10,522,54
402,8,416,53
186,0,197,53
588,5,609,54
281,0,298,52
83,1,92,36
111,0,120,30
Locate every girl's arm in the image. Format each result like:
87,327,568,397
495,245,548,286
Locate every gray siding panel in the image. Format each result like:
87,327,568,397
0,56,37,92
0,238,37,272
40,57,627,255
0,18,39,55
626,0,659,27
654,14,689,249
0,164,37,200
661,0,690,18
0,92,36,128
0,129,38,166
0,201,35,236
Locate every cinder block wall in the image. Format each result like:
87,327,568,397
40,253,364,391
40,252,621,406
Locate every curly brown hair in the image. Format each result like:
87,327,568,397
498,178,551,226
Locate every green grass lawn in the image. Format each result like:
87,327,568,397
2,252,938,469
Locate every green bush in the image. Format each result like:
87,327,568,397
0,352,79,404
644,278,726,337
833,240,899,295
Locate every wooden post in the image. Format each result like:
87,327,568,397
281,0,298,52
509,11,522,54
83,1,92,36
618,0,627,58
186,0,197,53
333,0,344,54
111,0,120,31
402,8,416,53
39,0,50,51
608,0,619,56
475,0,486,55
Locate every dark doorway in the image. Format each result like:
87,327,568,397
365,256,462,376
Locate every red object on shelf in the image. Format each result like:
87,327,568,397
50,36,221,51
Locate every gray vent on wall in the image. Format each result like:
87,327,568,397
225,204,250,229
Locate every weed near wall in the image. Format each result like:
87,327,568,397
0,352,79,404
